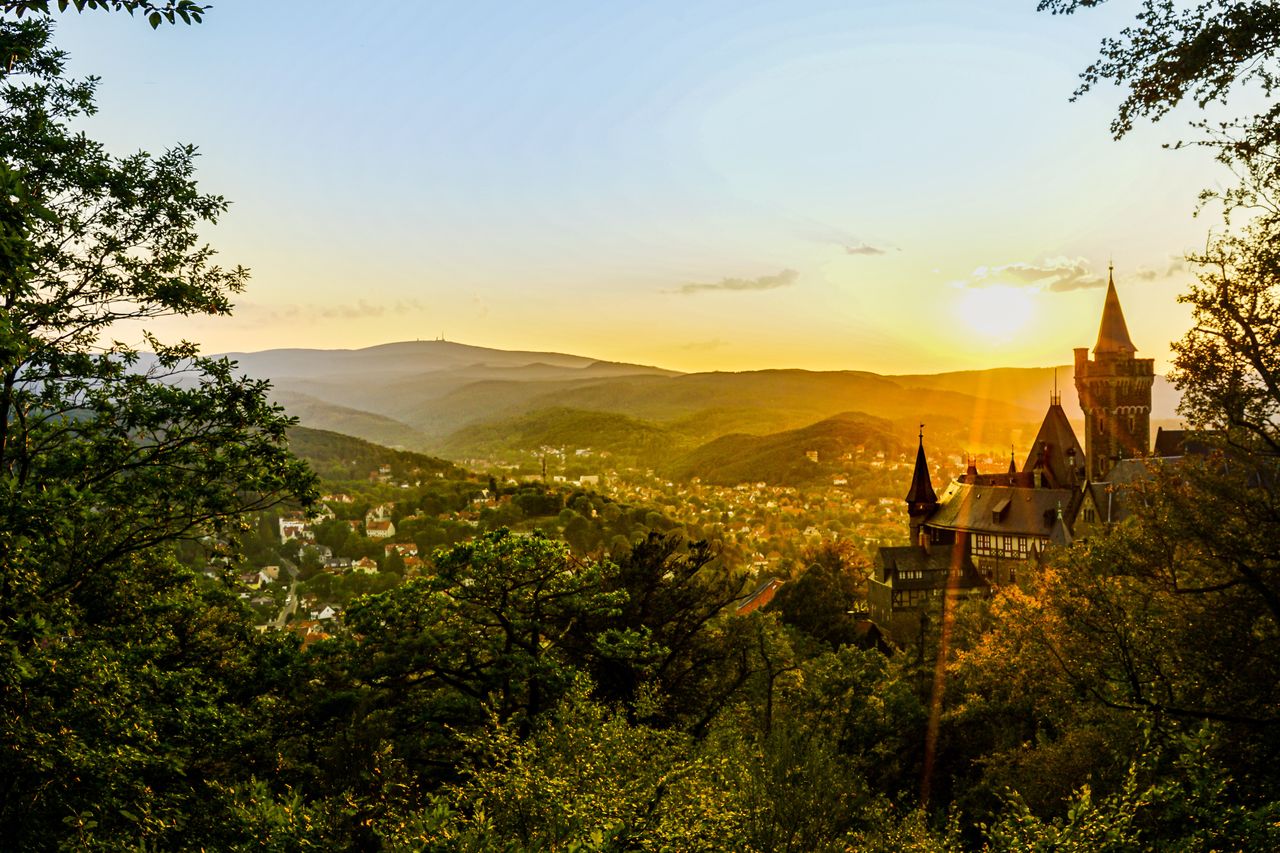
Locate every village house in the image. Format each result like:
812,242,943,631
365,502,396,525
278,513,312,544
385,542,418,557
365,519,396,539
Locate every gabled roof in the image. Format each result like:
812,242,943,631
876,545,986,591
905,435,937,504
1152,427,1217,457
1023,403,1085,488
927,481,1073,535
1095,268,1137,355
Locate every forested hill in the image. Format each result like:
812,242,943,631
286,425,468,482
664,412,901,486
437,406,669,463
273,390,431,451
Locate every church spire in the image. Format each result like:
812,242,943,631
905,426,937,504
1094,263,1137,355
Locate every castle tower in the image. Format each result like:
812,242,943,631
905,428,938,545
1073,265,1154,480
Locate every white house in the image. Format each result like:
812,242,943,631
366,519,396,539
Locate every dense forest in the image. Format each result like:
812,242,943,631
2,2,1280,851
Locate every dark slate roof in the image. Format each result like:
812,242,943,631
1103,457,1160,485
1022,403,1085,488
1048,507,1073,547
905,436,937,504
1152,427,1217,457
1086,458,1166,524
876,544,986,591
927,481,1074,536
1094,271,1137,355
1086,482,1132,524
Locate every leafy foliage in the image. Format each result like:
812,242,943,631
5,1,207,28
0,17,314,850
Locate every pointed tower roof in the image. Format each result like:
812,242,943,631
1094,264,1137,355
905,429,937,504
1022,401,1084,487
1049,503,1074,548
1007,446,1017,475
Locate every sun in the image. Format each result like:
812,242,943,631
955,286,1036,341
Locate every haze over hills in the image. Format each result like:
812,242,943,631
889,366,1181,425
220,340,1182,474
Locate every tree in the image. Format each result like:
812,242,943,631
572,531,751,729
1172,194,1280,454
418,677,747,852
768,539,867,649
0,17,315,850
319,531,626,763
1039,1,1280,155
5,1,208,28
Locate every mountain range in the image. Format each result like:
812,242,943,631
218,340,1182,479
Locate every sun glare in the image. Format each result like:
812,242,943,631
955,286,1036,340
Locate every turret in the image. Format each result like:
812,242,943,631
905,427,937,546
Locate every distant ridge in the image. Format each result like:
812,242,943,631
215,340,1181,462
219,340,680,381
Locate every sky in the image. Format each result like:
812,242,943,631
47,1,1229,374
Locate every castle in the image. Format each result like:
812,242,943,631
869,266,1157,641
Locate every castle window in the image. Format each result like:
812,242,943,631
1083,507,1096,523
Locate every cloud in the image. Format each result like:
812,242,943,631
955,257,1104,293
672,268,799,295
793,220,897,255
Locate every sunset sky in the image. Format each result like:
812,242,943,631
53,1,1226,374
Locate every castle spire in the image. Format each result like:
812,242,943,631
1094,264,1136,355
905,426,937,504
905,426,938,547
